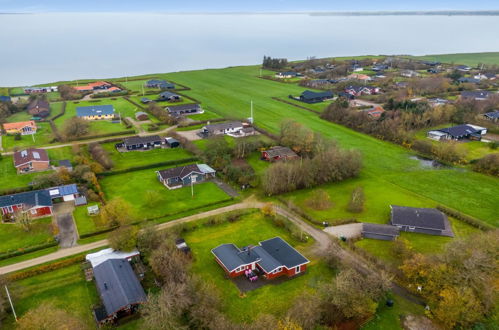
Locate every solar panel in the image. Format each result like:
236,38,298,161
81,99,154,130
33,152,40,159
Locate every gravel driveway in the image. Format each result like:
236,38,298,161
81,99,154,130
323,223,363,239
53,202,78,248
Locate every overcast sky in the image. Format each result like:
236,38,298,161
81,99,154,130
1,0,498,12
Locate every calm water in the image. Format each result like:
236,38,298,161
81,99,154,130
1,13,499,86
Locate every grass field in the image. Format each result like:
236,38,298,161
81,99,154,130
73,203,105,236
101,142,195,170
282,94,335,113
99,166,231,220
184,211,334,323
53,99,133,136
162,65,499,225
5,111,32,122
0,217,54,253
355,217,479,266
0,155,53,191
47,146,75,166
2,122,54,150
4,264,99,328
413,52,499,67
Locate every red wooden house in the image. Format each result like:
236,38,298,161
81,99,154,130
211,237,310,280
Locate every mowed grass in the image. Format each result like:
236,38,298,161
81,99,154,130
0,155,53,191
413,52,499,67
2,122,54,150
0,217,54,253
99,166,231,220
101,142,195,170
184,212,334,323
362,294,425,330
5,264,99,328
73,203,105,236
47,146,75,166
164,65,499,225
53,99,132,136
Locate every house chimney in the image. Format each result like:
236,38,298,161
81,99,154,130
104,283,108,290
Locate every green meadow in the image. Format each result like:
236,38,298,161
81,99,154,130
413,52,499,67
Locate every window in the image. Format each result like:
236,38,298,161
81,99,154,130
408,226,416,230
30,209,37,215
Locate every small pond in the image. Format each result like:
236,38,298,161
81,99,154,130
409,155,449,169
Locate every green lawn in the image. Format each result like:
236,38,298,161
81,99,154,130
163,65,498,225
362,294,425,330
0,217,54,254
282,95,334,113
355,217,479,266
2,122,55,150
4,264,99,329
5,111,32,122
73,203,105,236
53,99,133,136
184,212,334,323
413,52,499,67
0,155,53,191
47,146,75,166
99,167,231,220
187,108,223,121
246,151,270,176
101,142,195,170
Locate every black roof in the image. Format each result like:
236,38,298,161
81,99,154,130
123,135,161,146
484,110,499,119
259,237,309,269
93,259,147,317
58,159,72,167
166,104,201,113
390,205,446,230
0,189,52,208
158,91,180,98
157,164,202,180
204,121,243,133
362,223,400,237
300,90,333,100
438,124,482,138
461,90,491,99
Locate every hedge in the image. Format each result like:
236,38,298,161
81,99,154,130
7,255,85,281
78,226,117,239
98,157,198,176
0,241,58,261
436,205,494,231
50,101,66,121
66,129,135,142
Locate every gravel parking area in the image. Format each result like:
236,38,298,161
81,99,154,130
323,223,363,239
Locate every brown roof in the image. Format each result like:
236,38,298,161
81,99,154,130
264,146,298,159
13,148,49,167
27,99,50,116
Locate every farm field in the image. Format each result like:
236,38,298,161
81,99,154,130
99,167,231,220
184,211,334,323
2,122,54,150
164,65,499,225
413,52,499,67
355,217,479,266
101,142,195,170
0,217,54,254
0,155,52,191
4,264,99,328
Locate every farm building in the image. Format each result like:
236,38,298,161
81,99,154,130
390,205,453,237
121,135,162,150
2,121,37,135
0,184,80,221
145,79,175,89
482,110,499,122
211,237,310,280
261,146,299,161
427,124,487,141
298,90,333,103
13,148,50,173
135,111,149,121
76,105,115,120
166,103,203,116
156,164,216,189
27,98,50,118
165,137,180,148
91,258,146,325
361,223,400,241
157,91,181,102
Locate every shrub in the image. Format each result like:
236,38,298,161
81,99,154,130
108,225,139,251
472,153,499,177
347,186,365,213
306,189,332,210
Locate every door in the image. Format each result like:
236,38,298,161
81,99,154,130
295,266,301,274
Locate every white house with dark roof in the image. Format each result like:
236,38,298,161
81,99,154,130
390,205,453,237
427,124,487,141
156,164,216,189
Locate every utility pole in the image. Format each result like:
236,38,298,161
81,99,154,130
250,100,254,124
5,285,17,322
191,173,194,198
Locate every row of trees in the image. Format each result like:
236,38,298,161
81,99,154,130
58,84,84,100
88,143,114,170
262,56,288,70
398,230,498,329
147,103,177,125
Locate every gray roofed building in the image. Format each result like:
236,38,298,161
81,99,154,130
461,90,492,100
76,105,115,118
166,103,202,116
262,146,299,161
428,124,487,141
93,259,147,323
390,205,453,237
483,110,499,122
156,164,216,189
157,91,181,101
259,237,309,269
145,79,175,89
0,189,52,209
203,121,244,136
298,90,333,103
362,223,400,241
212,244,260,272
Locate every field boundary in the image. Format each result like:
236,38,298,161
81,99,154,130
272,97,321,114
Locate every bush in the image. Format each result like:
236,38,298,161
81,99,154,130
108,225,139,251
98,157,198,176
7,255,85,281
347,186,365,213
436,205,494,231
472,153,499,177
306,189,332,210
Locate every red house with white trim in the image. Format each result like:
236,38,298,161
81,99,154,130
211,237,310,280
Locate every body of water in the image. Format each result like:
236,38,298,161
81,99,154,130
1,13,499,86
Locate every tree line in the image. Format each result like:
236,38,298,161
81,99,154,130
262,56,288,70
